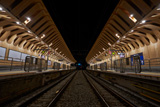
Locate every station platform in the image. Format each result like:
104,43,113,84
0,69,63,77
90,69,160,81
87,70,160,104
98,69,160,76
0,69,73,105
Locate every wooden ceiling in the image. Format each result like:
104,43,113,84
0,0,76,63
86,0,160,63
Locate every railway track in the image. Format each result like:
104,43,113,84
54,70,102,107
4,71,76,107
83,71,136,107
84,71,158,107
50,70,136,107
25,71,76,107
5,70,156,107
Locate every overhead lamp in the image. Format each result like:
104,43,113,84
41,34,45,39
16,21,21,25
151,15,157,17
123,36,126,38
130,30,134,32
0,7,5,12
157,8,160,10
24,17,31,25
55,48,58,51
129,14,137,23
108,42,111,46
49,43,52,46
99,51,101,54
28,30,31,33
0,7,2,11
102,48,105,51
140,20,146,24
115,33,120,38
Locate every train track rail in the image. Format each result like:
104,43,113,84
6,70,150,107
14,71,77,107
83,71,110,107
83,71,136,107
47,71,76,107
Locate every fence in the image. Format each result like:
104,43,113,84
0,55,72,72
90,57,160,73
24,56,47,72
114,57,160,73
0,56,24,71
0,56,47,72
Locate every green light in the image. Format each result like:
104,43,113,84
112,52,115,55
42,51,45,54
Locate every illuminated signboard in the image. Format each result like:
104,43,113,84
117,53,125,58
131,53,144,65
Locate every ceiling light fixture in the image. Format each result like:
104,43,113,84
24,17,31,25
49,43,52,46
157,8,160,10
140,20,146,24
55,48,58,51
0,7,2,11
130,30,134,32
115,33,120,38
28,30,31,33
129,14,137,23
16,21,21,25
108,42,111,46
41,34,45,39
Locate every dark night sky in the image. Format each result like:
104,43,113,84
42,0,120,65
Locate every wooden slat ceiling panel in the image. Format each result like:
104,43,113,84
0,0,76,63
86,0,160,63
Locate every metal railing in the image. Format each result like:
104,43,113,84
142,58,160,72
90,57,160,73
113,57,160,73
0,56,24,71
24,56,47,72
0,55,72,72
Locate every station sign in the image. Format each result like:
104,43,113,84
130,52,144,65
118,53,125,58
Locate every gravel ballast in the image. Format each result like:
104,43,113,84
55,70,102,107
